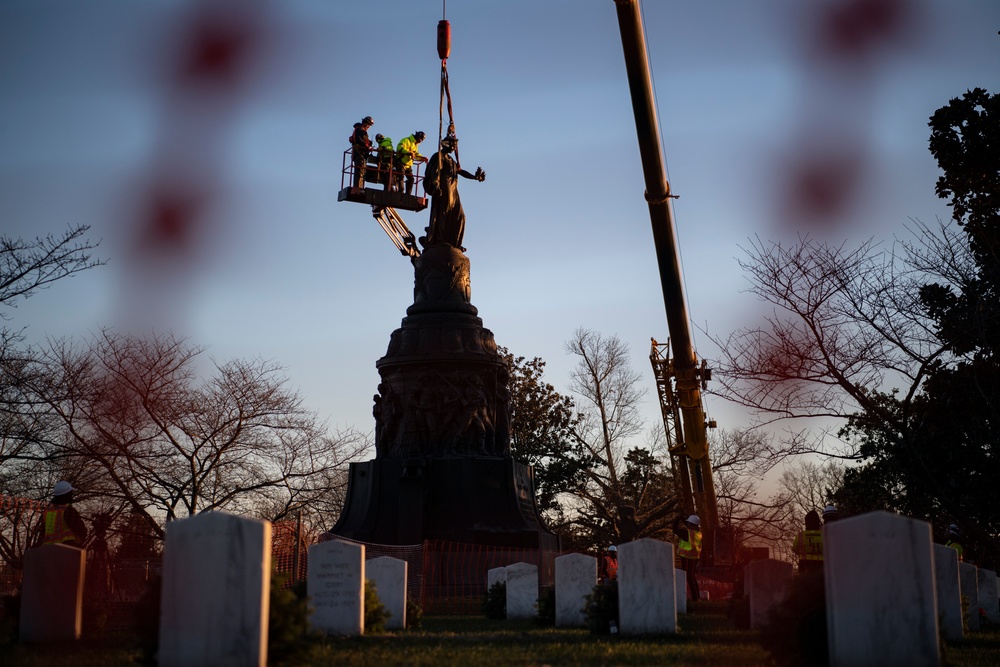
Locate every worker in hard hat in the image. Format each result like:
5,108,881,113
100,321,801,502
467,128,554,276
822,505,839,525
599,544,618,583
349,115,374,188
39,480,87,548
675,514,703,603
374,133,395,191
792,510,824,573
396,131,428,196
944,524,964,562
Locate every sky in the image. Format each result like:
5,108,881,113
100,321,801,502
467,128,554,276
1,0,999,479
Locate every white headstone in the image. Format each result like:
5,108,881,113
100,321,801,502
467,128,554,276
959,562,979,632
505,562,538,620
932,544,963,641
977,569,998,626
824,511,939,667
745,558,793,629
554,553,597,627
19,544,86,642
367,556,407,630
487,566,507,589
617,538,676,635
675,569,687,615
159,511,271,667
308,540,365,635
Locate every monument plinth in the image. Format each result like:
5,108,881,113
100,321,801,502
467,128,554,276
332,243,558,550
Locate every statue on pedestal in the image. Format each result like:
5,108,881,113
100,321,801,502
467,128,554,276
421,134,485,252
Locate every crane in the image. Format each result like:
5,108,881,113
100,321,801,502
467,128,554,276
612,0,723,565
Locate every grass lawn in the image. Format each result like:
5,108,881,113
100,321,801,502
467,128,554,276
2,600,998,666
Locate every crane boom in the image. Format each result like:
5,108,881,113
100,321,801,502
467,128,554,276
613,0,720,564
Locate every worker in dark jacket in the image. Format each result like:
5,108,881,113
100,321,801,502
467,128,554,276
40,480,87,548
350,115,374,188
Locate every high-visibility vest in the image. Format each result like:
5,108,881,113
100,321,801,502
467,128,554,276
43,508,77,545
793,529,824,561
377,137,394,163
946,540,964,562
396,135,422,168
678,528,702,560
602,555,618,580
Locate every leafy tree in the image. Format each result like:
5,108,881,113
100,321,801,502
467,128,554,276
500,347,586,519
835,89,999,565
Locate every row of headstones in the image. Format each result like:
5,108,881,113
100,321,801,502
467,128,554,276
489,541,690,633
22,509,999,666
20,511,411,667
743,511,1000,667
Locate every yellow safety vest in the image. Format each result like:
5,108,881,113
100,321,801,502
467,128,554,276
396,135,422,168
678,528,702,560
793,529,824,561
945,540,964,562
43,508,76,545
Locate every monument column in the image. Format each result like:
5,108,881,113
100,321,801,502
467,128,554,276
332,244,557,550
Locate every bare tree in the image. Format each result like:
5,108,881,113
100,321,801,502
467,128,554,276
709,428,792,561
0,225,106,566
19,330,369,540
0,225,106,471
778,459,844,517
562,328,677,545
0,225,105,313
709,222,958,457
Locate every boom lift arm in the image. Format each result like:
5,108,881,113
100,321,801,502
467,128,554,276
613,0,721,563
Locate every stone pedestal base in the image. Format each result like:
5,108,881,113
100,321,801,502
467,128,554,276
332,456,559,551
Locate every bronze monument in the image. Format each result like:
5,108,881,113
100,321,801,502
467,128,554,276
332,137,559,550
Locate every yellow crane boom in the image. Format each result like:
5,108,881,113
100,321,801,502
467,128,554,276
613,0,721,564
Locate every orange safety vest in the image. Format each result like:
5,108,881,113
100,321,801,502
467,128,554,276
602,555,618,580
43,507,77,545
793,529,824,561
678,528,702,560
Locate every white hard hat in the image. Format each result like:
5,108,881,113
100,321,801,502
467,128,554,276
53,480,74,497
686,514,701,526
607,545,617,552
